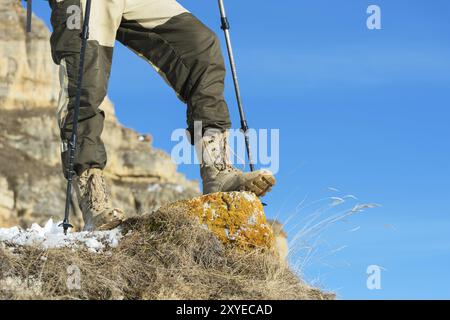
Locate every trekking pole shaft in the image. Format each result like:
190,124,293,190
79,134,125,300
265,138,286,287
218,0,255,171
62,0,92,234
26,0,32,32
244,135,255,172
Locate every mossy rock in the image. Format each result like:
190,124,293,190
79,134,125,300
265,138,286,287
165,192,274,250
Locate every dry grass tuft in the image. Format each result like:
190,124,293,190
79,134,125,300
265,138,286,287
0,206,333,300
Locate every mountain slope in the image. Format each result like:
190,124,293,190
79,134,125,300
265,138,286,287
0,193,331,300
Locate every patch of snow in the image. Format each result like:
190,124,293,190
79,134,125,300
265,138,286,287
147,184,162,192
210,209,218,220
202,202,214,219
147,183,185,193
247,213,257,225
168,184,185,193
242,192,256,203
224,228,238,241
0,219,122,252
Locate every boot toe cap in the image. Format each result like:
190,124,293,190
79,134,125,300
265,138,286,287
243,170,276,197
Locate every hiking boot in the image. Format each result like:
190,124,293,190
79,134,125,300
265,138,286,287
74,168,125,231
196,131,276,196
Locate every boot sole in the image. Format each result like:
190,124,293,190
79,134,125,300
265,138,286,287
243,173,276,197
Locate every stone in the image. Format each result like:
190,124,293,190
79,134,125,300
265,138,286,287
165,192,275,250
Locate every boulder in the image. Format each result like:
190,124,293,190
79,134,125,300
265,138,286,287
162,191,275,250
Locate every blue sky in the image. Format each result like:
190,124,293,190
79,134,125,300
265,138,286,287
29,0,450,299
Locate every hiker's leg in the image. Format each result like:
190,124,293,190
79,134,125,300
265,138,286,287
116,0,274,196
49,0,125,229
116,0,232,137
49,0,124,176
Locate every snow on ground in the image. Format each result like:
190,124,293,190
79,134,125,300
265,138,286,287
147,183,185,193
0,219,122,252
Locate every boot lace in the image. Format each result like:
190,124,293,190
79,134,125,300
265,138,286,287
205,133,245,173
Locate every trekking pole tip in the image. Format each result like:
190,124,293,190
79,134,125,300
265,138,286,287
59,221,73,235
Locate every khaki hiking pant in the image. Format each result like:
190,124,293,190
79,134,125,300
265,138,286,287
49,0,231,176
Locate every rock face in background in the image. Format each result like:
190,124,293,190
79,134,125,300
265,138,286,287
0,1,200,228
0,0,58,110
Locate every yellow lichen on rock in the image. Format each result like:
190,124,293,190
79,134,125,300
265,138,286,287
182,192,274,250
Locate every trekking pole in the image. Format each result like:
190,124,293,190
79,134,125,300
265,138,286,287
218,0,255,172
26,0,32,32
60,0,92,234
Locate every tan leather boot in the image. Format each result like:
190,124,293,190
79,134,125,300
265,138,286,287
74,168,125,231
196,131,276,196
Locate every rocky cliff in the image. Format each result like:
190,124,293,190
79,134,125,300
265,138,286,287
0,1,200,228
